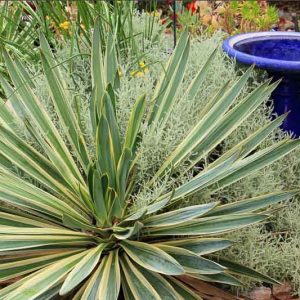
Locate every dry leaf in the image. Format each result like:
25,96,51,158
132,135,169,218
211,15,219,30
178,275,245,300
196,1,209,11
202,15,212,26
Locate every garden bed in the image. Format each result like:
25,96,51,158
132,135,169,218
0,1,299,299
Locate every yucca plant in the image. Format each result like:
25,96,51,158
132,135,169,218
14,0,163,59
0,1,39,75
0,20,299,299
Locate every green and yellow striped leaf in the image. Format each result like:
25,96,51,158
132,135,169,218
121,240,184,275
91,18,105,134
96,115,116,187
159,238,233,255
39,32,90,171
189,272,241,286
3,50,85,190
186,80,278,170
81,257,107,300
123,94,146,155
0,250,80,282
98,250,121,300
0,211,60,229
184,48,217,101
0,168,89,222
214,258,279,284
156,245,225,274
207,113,288,169
120,254,161,300
207,191,297,217
165,276,202,300
158,151,239,203
5,251,87,300
148,214,267,236
213,139,300,192
143,202,217,227
0,268,45,298
151,66,254,181
133,262,183,300
60,244,106,295
148,29,189,125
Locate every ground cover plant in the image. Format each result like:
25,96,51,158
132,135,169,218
130,29,300,296
162,0,279,36
122,28,300,296
0,13,299,299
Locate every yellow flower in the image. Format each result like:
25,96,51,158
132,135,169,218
139,61,150,71
130,70,144,78
134,71,144,78
138,61,146,68
118,68,123,77
146,10,160,17
131,61,150,77
153,10,160,17
59,21,71,31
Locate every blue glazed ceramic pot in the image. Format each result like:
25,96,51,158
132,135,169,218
223,32,300,136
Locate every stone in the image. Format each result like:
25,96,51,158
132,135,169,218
273,282,293,300
249,287,272,300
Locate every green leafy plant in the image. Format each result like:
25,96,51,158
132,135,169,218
220,0,279,33
238,1,278,32
175,0,279,35
177,7,202,35
9,0,164,58
0,20,298,299
0,1,163,91
0,1,40,74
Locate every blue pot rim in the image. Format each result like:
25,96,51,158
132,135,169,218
222,31,300,72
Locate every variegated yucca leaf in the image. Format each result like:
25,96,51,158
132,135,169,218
0,19,298,300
